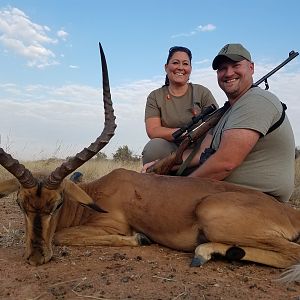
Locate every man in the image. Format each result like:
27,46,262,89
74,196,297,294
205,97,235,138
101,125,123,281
187,43,295,202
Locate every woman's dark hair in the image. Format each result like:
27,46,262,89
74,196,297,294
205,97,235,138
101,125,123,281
165,46,192,86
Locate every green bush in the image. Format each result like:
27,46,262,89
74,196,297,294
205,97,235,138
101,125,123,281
113,145,141,162
95,152,107,160
296,147,300,159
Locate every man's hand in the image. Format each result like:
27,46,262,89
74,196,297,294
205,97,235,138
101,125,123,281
141,160,158,173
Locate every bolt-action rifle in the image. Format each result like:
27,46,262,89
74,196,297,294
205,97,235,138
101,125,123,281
146,50,299,175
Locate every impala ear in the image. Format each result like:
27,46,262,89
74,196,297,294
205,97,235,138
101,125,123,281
0,178,20,198
62,180,107,213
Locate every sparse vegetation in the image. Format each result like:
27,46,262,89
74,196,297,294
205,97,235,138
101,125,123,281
112,145,141,162
290,156,300,205
296,147,300,159
95,151,108,161
0,158,141,182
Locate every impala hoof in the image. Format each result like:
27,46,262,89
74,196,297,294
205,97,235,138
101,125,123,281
137,233,152,246
190,256,207,267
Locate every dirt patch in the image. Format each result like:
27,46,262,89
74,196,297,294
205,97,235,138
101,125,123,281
0,195,299,300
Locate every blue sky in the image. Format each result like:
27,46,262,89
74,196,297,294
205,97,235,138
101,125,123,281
0,0,300,160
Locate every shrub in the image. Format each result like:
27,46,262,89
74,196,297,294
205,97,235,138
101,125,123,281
295,147,300,159
95,152,107,160
113,145,141,162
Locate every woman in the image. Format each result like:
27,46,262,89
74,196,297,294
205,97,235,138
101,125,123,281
142,46,218,165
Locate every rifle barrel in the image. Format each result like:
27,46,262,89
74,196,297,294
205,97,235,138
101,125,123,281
254,50,299,86
172,104,217,140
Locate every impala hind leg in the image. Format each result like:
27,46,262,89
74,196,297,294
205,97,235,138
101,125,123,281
231,242,300,268
191,242,235,267
54,226,151,247
191,241,300,269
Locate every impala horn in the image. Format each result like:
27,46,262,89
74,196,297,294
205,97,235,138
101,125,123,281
44,43,117,190
0,148,37,188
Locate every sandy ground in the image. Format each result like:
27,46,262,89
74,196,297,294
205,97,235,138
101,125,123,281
1,195,300,300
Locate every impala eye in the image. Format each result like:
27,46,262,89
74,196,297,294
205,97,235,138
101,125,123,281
16,200,21,208
55,201,63,211
16,199,25,213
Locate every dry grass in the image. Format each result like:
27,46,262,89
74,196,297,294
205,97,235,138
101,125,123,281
0,158,142,182
290,157,300,206
294,157,300,186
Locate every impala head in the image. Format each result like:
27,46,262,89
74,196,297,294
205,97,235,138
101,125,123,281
0,43,116,265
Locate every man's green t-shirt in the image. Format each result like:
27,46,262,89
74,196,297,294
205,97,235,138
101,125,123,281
211,87,295,202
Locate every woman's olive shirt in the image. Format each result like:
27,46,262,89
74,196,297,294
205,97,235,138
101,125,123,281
145,83,218,129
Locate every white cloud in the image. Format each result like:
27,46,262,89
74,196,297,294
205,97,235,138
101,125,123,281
171,23,216,38
0,6,62,68
194,58,210,65
197,24,216,32
57,29,68,41
171,31,197,38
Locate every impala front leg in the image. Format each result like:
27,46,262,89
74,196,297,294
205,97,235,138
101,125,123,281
54,226,152,247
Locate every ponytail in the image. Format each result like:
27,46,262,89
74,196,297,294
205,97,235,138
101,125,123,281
164,75,170,86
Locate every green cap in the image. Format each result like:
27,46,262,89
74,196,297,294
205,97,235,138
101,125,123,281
212,43,252,70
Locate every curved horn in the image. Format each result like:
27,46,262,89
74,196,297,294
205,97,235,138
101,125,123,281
0,148,37,188
44,43,117,190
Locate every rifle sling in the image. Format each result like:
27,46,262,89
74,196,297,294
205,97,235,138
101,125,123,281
265,102,287,135
175,102,230,176
176,140,201,176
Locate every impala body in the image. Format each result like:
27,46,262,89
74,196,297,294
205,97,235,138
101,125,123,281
0,44,299,283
